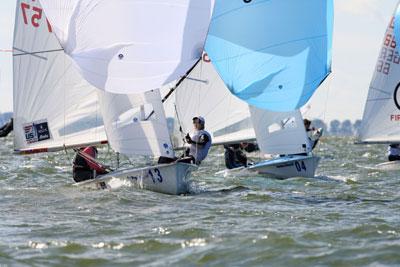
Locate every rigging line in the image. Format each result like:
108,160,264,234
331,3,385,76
174,103,186,142
145,58,202,121
322,74,333,125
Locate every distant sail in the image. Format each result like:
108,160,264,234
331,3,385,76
358,14,400,143
39,0,215,94
99,90,174,158
13,0,106,154
174,54,254,147
205,0,333,112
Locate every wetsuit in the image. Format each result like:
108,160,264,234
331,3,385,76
224,145,247,169
388,145,400,161
72,147,108,182
0,119,13,138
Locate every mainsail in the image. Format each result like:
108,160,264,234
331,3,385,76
38,0,215,94
174,54,254,147
205,0,333,112
13,0,106,154
358,13,400,143
249,107,311,155
99,90,174,158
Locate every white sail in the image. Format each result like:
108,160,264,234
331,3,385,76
249,107,311,155
13,0,106,154
358,14,400,143
174,54,254,147
38,0,215,94
99,90,174,158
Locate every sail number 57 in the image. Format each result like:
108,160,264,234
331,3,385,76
21,2,52,33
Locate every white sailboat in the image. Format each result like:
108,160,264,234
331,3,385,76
76,89,198,194
13,0,213,194
357,8,400,169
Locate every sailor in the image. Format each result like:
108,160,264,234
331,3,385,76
224,143,248,169
182,116,212,165
304,119,323,150
0,118,13,138
72,146,108,182
388,144,400,161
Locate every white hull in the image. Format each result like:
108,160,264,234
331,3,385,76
249,155,320,178
75,162,198,195
375,160,400,171
217,155,320,179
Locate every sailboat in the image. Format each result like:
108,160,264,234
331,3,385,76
14,0,214,194
356,6,400,169
175,0,333,179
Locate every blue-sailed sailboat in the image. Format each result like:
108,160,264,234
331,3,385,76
205,0,334,178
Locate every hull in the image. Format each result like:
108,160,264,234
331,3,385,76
75,162,198,195
217,155,320,179
375,161,400,171
249,155,320,179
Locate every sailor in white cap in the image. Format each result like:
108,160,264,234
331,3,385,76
184,116,212,165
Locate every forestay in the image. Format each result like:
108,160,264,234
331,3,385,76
38,0,215,94
99,90,174,158
358,13,400,143
174,54,254,148
205,0,333,112
249,107,311,155
13,0,106,154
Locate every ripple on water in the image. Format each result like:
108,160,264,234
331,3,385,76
0,137,400,266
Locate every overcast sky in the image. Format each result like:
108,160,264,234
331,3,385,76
0,0,399,122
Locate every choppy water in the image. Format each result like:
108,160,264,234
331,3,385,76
0,136,399,266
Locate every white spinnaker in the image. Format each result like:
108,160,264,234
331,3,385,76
38,0,215,94
99,90,174,158
249,107,311,155
174,55,254,147
358,14,400,143
13,0,106,153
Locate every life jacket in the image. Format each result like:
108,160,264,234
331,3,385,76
189,130,212,165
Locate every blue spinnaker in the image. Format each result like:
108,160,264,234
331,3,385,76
205,0,333,111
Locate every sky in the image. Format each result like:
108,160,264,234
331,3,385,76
0,0,399,122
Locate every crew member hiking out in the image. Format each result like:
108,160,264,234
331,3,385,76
72,146,109,182
182,116,212,165
303,118,323,150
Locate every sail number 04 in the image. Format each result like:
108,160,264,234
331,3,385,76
295,161,307,172
21,2,53,33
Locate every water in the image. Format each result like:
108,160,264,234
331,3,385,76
0,136,399,266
